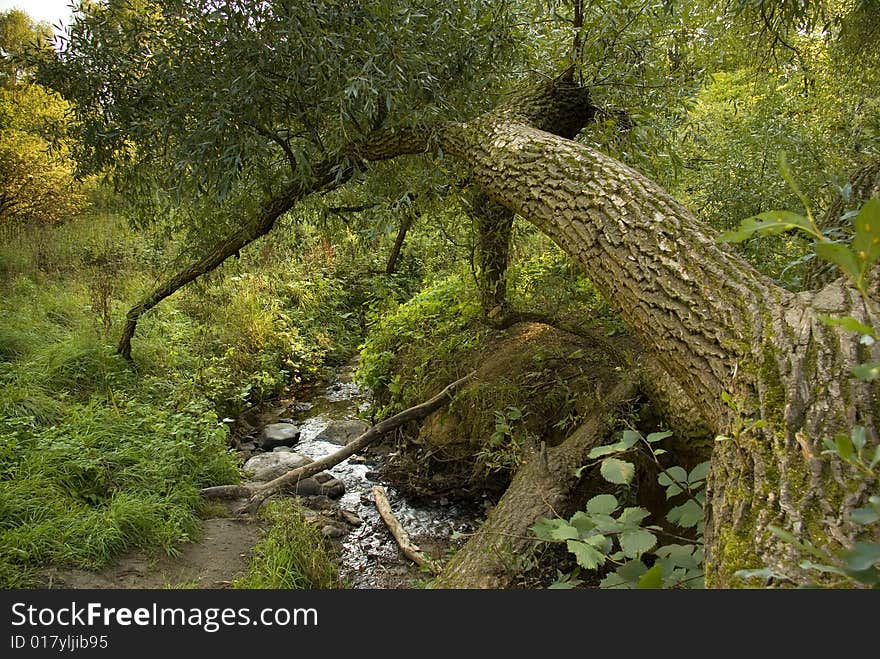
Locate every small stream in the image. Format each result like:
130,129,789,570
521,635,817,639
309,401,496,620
267,364,476,588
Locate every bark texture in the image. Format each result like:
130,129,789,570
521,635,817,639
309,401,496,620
437,114,879,586
385,213,414,274
472,192,514,320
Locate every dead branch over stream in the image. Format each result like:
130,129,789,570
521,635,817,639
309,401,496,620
201,371,475,514
373,485,441,574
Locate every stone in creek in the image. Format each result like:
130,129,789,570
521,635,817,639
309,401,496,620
243,452,312,482
257,423,301,451
278,473,345,498
338,509,363,526
313,420,370,446
322,525,347,539
272,446,292,453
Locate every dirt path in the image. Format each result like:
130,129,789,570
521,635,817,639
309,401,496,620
45,506,263,589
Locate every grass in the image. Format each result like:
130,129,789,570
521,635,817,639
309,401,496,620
0,210,363,588
233,499,341,589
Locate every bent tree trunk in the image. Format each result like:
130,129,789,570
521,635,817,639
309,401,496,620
385,212,414,275
438,115,879,586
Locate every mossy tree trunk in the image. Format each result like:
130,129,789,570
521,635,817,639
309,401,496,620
437,115,879,586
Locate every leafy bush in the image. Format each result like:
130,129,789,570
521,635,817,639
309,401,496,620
357,271,486,418
532,430,708,589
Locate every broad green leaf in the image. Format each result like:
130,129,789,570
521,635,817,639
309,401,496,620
590,513,623,534
637,563,663,589
667,500,703,529
619,506,651,527
566,539,606,570
531,518,577,542
585,534,613,554
871,445,880,469
586,494,619,516
600,458,635,485
840,542,880,572
814,242,861,282
852,197,880,272
646,430,673,443
850,426,867,453
621,429,642,448
599,572,631,589
834,433,854,461
587,441,627,459
601,560,648,589
798,561,845,576
818,315,876,338
547,578,580,589
656,544,700,570
620,529,658,558
688,461,710,485
658,466,687,486
844,567,880,587
852,361,880,381
569,511,595,536
719,211,814,243
548,570,583,589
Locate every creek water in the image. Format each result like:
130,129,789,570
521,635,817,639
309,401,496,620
277,364,476,588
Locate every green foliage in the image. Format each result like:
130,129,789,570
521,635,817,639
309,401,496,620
0,10,85,230
722,162,880,298
532,429,707,589
233,499,340,589
475,406,530,474
357,271,485,418
0,206,366,586
41,0,519,203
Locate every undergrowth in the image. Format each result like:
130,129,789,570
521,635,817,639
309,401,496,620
232,499,340,589
0,209,373,587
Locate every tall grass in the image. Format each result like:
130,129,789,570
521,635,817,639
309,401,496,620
233,500,340,589
0,209,366,587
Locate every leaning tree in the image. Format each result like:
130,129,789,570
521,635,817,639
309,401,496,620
39,0,878,587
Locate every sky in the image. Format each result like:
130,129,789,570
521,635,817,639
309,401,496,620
0,0,75,33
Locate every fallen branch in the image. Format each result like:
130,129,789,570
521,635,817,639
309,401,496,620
201,370,475,513
373,486,440,574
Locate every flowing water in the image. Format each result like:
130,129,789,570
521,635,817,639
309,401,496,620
279,364,476,588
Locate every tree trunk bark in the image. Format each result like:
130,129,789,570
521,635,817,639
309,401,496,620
385,212,413,275
472,193,514,321
437,114,879,586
